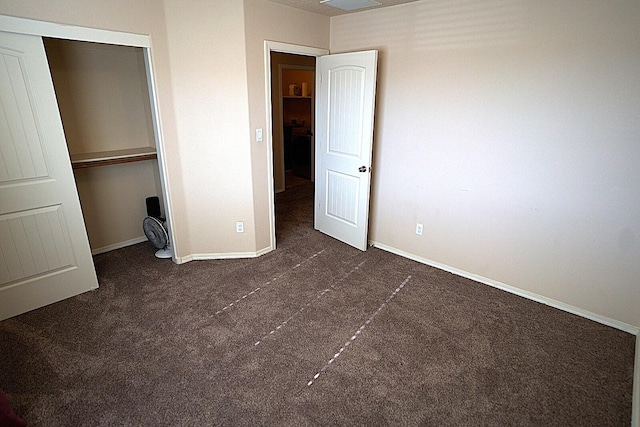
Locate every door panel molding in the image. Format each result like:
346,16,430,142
0,205,75,289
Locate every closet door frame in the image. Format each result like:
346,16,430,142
0,14,177,260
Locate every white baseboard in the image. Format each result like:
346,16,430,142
191,252,260,261
91,236,148,255
175,255,192,264
176,250,266,263
176,245,274,264
255,245,274,257
370,241,639,335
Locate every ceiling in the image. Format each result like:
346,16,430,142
266,0,420,16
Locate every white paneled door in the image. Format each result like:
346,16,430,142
314,50,378,251
0,31,98,321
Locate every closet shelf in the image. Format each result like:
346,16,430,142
71,147,157,169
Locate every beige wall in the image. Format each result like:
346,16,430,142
162,0,257,258
44,39,155,155
74,162,161,252
243,0,329,252
331,1,640,327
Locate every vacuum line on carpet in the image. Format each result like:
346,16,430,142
306,275,412,387
253,260,367,347
214,249,326,315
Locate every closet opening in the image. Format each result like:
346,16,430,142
43,38,167,256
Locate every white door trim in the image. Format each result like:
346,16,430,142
0,15,149,46
263,41,328,252
0,14,177,260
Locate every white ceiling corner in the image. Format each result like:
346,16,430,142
266,0,420,16
320,0,381,12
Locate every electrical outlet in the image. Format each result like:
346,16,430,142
415,223,423,236
236,221,244,233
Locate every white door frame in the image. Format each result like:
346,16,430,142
263,41,328,251
0,14,177,260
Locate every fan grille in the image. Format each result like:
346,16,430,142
143,216,168,249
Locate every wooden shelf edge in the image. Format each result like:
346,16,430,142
71,147,157,169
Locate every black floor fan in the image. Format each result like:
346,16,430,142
143,196,172,259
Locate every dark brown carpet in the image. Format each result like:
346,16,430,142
0,175,635,426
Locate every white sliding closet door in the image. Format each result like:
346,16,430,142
0,31,98,321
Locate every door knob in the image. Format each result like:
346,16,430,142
359,166,367,173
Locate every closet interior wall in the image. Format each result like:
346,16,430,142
44,38,164,255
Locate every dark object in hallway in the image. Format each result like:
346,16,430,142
291,135,312,179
